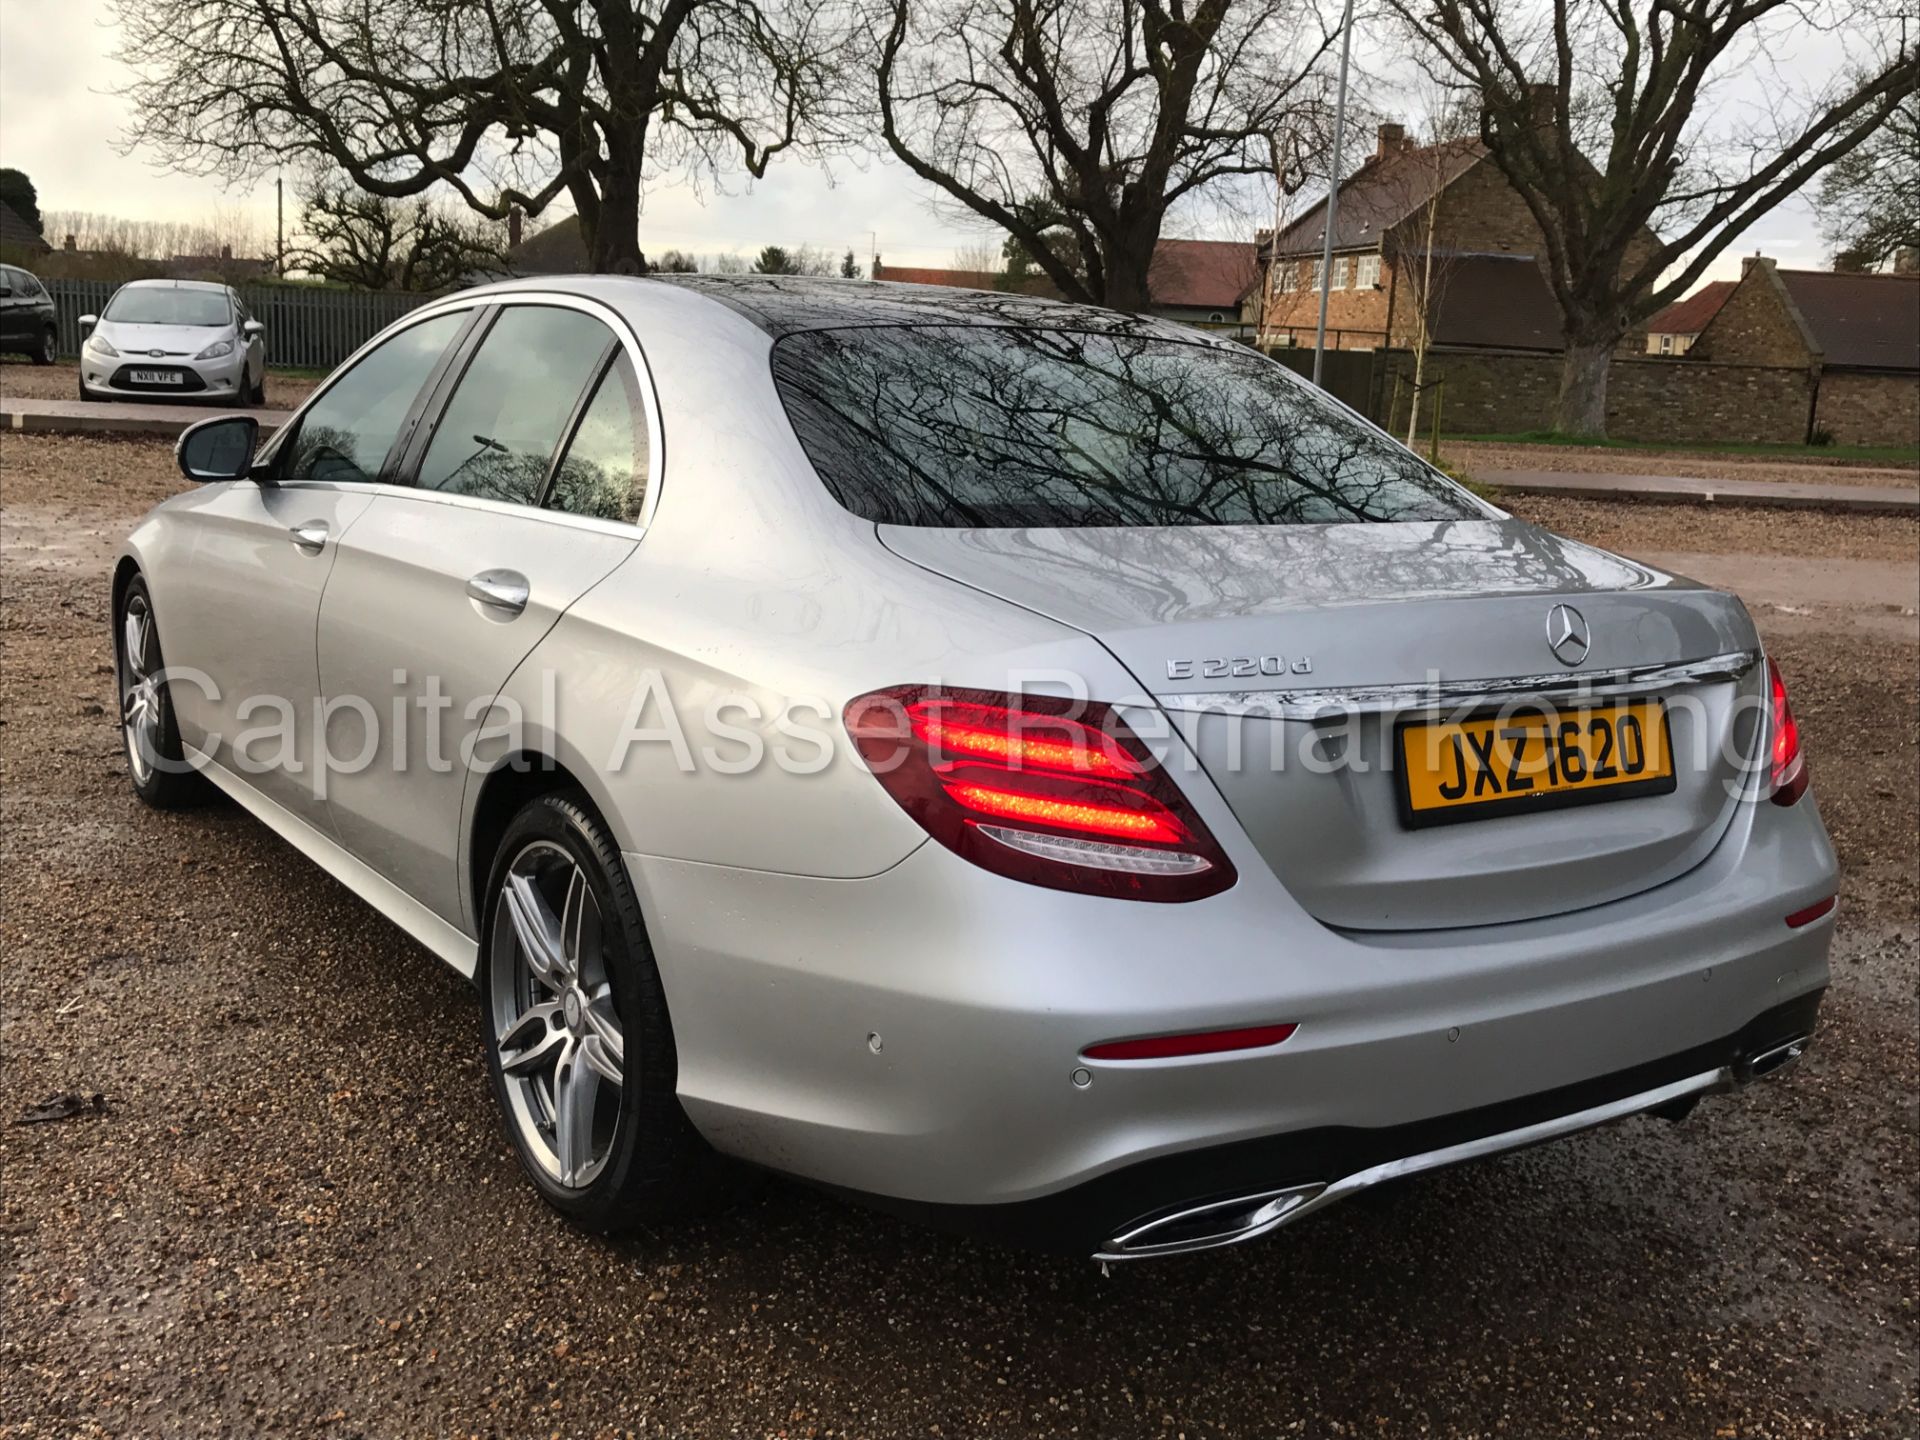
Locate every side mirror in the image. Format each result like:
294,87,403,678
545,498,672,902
176,415,261,482
79,314,97,332
243,319,265,337
0,286,12,298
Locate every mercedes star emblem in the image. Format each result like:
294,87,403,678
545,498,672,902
1547,603,1591,667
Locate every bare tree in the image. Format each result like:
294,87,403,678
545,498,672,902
42,208,266,263
1819,86,1919,270
1395,0,1917,435
112,0,841,275
1389,98,1478,444
950,240,1004,276
870,0,1337,311
286,173,505,291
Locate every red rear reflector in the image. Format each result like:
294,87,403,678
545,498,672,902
1083,1023,1298,1061
1785,895,1836,928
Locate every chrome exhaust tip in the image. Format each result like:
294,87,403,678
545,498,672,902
1095,1184,1326,1261
1746,1033,1813,1080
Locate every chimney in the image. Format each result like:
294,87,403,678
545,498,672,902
64,234,76,251
508,207,523,248
1376,122,1406,157
1526,83,1556,124
1741,252,1774,277
220,243,232,260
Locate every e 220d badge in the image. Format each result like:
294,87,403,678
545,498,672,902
1166,655,1314,680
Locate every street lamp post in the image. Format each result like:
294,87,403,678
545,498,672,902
1311,0,1356,387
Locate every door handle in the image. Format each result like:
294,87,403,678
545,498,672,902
290,522,329,554
466,569,530,617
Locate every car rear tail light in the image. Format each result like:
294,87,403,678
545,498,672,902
1767,659,1808,806
844,687,1236,901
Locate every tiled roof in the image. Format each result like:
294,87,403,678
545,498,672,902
1778,269,1920,371
1646,280,1735,337
1267,139,1484,258
0,200,47,252
872,265,1006,289
505,216,589,273
1427,253,1564,351
1146,239,1260,309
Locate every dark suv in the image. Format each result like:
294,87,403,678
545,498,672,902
1,264,58,365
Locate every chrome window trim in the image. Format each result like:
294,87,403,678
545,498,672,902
269,477,646,543
1157,649,1761,721
260,288,666,537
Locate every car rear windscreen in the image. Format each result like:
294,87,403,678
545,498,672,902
103,288,233,327
771,325,1486,527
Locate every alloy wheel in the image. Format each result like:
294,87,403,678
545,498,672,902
119,593,164,786
488,841,626,1189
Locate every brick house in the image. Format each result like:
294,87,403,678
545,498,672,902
1689,257,1920,445
877,237,1259,331
1250,122,1657,353
1643,280,1735,355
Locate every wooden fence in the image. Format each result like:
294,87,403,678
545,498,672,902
46,279,436,371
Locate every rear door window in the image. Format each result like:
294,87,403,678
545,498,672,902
414,305,616,507
544,355,650,523
771,325,1484,527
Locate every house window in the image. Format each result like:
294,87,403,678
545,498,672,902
1355,253,1381,289
1308,258,1325,291
1659,334,1674,354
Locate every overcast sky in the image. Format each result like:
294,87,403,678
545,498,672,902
0,0,1833,284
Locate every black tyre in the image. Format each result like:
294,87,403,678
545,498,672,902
31,326,56,366
479,791,728,1231
115,575,201,809
249,369,267,406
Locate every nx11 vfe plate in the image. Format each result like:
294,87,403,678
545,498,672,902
129,370,183,385
1395,697,1676,829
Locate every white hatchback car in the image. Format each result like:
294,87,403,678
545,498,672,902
80,279,266,405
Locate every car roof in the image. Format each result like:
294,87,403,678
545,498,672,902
118,279,231,293
628,273,1226,343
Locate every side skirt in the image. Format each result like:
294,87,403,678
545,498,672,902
183,744,479,980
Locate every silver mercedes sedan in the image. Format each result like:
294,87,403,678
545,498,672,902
114,275,1837,1259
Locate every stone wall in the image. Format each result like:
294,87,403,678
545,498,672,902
1367,347,1817,444
1814,370,1920,447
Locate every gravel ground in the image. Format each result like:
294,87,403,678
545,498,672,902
1454,440,1919,490
3,435,1915,1439
0,358,319,411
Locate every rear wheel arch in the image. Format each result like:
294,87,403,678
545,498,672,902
465,753,629,937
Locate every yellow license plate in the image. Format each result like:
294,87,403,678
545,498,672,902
1396,698,1676,828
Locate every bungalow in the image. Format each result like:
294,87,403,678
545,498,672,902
1688,257,1919,446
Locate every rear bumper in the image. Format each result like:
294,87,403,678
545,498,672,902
844,989,1822,1256
626,781,1837,1249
